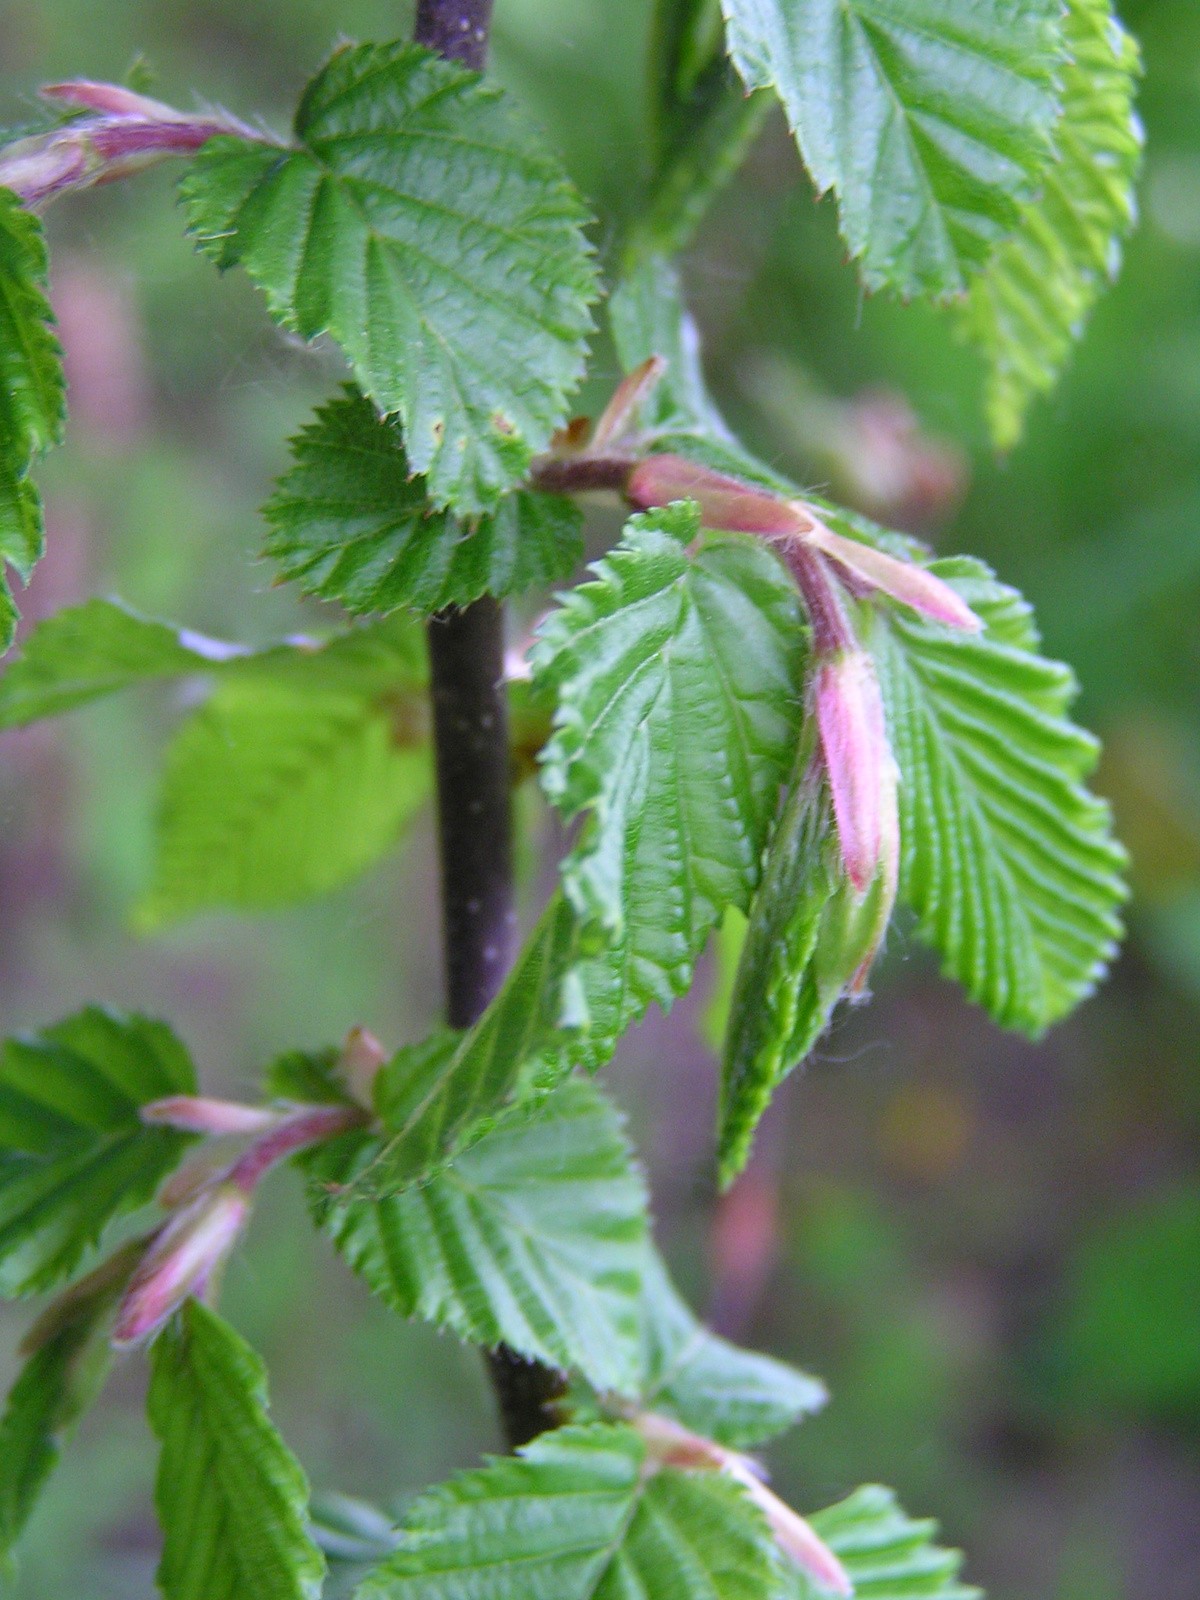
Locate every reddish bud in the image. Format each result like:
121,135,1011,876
627,455,807,538
112,1184,248,1346
635,1413,852,1596
815,649,897,894
141,1096,285,1136
589,355,667,451
804,518,979,631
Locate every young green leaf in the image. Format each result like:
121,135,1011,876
637,1245,826,1449
0,1239,141,1562
959,0,1143,448
303,1077,648,1393
137,676,431,926
148,1299,326,1600
358,1422,784,1600
634,0,771,261
264,389,583,615
0,1007,196,1296
531,502,804,1009
719,0,1063,297
790,1484,981,1600
872,554,1127,1034
352,894,591,1194
609,255,788,491
181,41,598,514
0,598,428,729
0,189,65,649
718,742,894,1186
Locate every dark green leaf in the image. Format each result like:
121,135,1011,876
530,502,804,1009
872,553,1127,1034
358,1422,784,1600
0,1007,196,1296
790,1485,981,1600
720,0,1064,296
0,1240,141,1562
305,1077,648,1392
181,42,597,513
638,1245,826,1448
264,389,583,615
148,1299,326,1600
0,189,65,649
958,0,1143,447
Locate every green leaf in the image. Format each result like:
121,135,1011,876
719,0,1063,297
0,189,65,649
0,599,429,728
264,389,583,615
181,41,597,514
718,737,894,1186
632,1,771,261
0,1007,196,1296
638,1245,826,1448
0,1240,141,1562
148,1299,326,1600
358,1422,784,1600
958,0,1143,448
531,502,804,1008
0,598,244,727
791,1485,981,1600
137,676,432,926
303,1077,648,1392
872,553,1127,1034
351,894,593,1194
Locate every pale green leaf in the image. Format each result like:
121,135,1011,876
138,675,431,926
264,388,583,615
0,1240,140,1561
0,188,65,649
530,501,804,1009
718,737,893,1186
358,1422,784,1600
148,1299,325,1600
791,1484,981,1599
959,0,1143,448
303,1076,648,1393
719,0,1063,297
181,41,597,513
0,599,429,728
872,553,1127,1034
0,1007,195,1296
637,1245,826,1448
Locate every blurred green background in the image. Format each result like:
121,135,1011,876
0,1,1198,1595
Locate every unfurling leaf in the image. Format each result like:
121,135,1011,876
789,1484,982,1599
0,1240,141,1561
182,41,597,513
0,1007,196,1296
959,0,1143,448
0,189,65,649
719,0,1064,297
873,554,1127,1034
357,1422,785,1600
148,1299,326,1600
719,741,895,1186
530,502,803,1009
264,389,583,616
304,1076,648,1393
